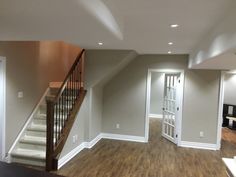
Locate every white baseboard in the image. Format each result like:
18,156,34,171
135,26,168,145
58,142,86,169
58,133,103,169
85,134,103,149
58,133,146,169
101,133,146,143
180,141,217,150
149,114,163,119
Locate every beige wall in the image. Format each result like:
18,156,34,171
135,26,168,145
150,72,164,115
59,50,137,159
182,70,220,143
224,73,236,105
0,41,81,152
103,54,220,144
60,96,88,157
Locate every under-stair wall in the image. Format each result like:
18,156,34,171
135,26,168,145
84,50,137,141
56,50,137,168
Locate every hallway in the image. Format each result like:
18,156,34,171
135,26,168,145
55,119,236,177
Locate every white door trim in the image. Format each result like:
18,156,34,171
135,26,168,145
216,71,226,150
145,69,185,145
0,57,6,160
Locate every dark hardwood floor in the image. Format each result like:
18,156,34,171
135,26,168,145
0,162,63,177
54,119,236,177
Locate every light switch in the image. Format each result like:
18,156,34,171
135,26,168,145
18,91,23,98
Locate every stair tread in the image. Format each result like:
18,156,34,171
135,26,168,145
20,136,46,145
34,114,46,119
11,148,46,160
27,123,62,133
34,113,67,120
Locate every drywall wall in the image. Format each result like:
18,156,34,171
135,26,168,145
59,96,88,158
189,1,236,69
150,72,164,116
0,41,81,152
224,73,236,105
182,70,220,143
84,49,137,141
89,84,103,140
103,54,220,144
59,49,138,160
85,50,137,88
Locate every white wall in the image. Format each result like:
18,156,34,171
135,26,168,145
150,72,164,116
224,73,236,105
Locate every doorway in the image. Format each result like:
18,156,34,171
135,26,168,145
145,69,184,145
217,71,236,149
0,57,6,161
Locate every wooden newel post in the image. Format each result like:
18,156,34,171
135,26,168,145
46,98,55,171
81,51,85,91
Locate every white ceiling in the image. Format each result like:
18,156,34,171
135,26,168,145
192,52,236,70
0,0,233,54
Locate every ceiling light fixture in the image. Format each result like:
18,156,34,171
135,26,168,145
98,42,103,46
168,42,173,45
170,24,179,28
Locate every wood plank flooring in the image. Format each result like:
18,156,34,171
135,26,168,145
222,127,236,146
0,161,64,177
54,119,236,177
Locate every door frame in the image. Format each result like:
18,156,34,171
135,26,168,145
0,57,6,160
216,71,228,150
145,69,185,145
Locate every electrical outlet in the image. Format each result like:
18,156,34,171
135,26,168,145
200,131,204,138
116,124,120,129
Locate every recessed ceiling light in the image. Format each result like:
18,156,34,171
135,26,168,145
168,42,173,45
98,42,103,46
170,24,179,28
168,51,172,54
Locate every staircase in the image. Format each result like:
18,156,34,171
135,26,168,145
10,89,51,167
9,49,86,170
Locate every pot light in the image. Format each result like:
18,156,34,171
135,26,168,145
168,42,173,45
170,24,179,28
168,51,172,54
98,42,103,46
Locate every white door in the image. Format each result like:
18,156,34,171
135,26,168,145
162,73,180,144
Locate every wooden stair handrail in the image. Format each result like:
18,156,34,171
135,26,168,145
46,49,86,171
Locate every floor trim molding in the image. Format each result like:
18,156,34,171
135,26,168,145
180,141,217,150
58,142,86,169
101,133,146,143
85,134,103,149
58,133,146,169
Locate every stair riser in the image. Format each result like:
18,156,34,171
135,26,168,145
25,131,59,139
11,157,45,167
33,119,46,125
34,114,68,123
25,130,46,137
27,126,62,132
18,143,46,151
39,106,72,116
